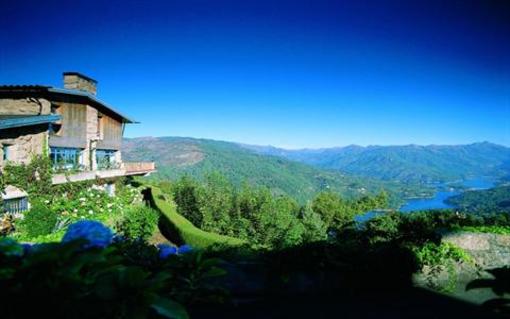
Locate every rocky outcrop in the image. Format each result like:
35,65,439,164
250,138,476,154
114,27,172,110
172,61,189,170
443,232,510,269
414,231,510,304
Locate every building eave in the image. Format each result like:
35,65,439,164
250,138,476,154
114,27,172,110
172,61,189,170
0,114,62,130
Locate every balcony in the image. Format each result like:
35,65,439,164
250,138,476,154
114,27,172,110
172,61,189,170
51,161,156,185
123,162,156,176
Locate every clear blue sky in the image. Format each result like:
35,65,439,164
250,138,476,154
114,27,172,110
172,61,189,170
1,0,509,148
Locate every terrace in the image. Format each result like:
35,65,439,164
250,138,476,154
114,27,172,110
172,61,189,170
51,161,156,185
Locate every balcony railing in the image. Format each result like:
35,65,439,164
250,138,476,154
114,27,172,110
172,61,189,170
51,161,156,184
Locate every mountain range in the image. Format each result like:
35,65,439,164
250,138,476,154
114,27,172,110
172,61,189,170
122,137,510,203
242,142,510,184
122,137,402,203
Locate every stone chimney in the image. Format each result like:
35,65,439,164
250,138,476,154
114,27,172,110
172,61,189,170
63,72,97,95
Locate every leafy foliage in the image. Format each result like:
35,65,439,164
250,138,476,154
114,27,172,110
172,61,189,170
0,238,189,319
16,200,57,238
168,173,388,248
458,225,510,235
12,181,145,243
2,154,53,197
0,221,230,319
116,206,159,240
151,186,245,249
413,242,472,268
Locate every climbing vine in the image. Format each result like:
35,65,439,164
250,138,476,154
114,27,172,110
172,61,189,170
2,155,53,197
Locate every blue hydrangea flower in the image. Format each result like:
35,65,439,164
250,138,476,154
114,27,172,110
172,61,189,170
177,244,192,254
62,220,113,249
157,244,178,259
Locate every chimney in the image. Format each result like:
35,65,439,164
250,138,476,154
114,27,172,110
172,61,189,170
63,72,97,95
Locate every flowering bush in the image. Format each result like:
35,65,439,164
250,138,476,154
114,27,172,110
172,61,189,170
62,220,114,249
158,244,178,259
0,235,190,319
47,184,143,227
157,244,193,259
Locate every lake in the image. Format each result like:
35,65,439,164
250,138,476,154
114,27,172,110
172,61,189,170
401,177,495,212
355,177,496,222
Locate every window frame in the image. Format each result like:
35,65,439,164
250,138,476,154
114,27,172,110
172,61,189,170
49,147,83,170
2,144,10,162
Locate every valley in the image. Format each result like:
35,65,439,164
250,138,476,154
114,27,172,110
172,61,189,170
123,137,510,209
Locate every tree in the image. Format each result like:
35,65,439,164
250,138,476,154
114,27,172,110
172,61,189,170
301,203,328,243
172,175,202,227
198,172,234,235
312,191,350,228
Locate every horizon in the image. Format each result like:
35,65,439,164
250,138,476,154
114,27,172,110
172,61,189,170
125,135,509,150
1,0,509,148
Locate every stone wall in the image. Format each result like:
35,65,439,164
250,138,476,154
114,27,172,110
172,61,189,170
414,231,510,305
0,98,51,116
0,126,48,170
443,232,510,269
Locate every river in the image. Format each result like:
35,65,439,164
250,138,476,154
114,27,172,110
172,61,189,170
356,177,496,222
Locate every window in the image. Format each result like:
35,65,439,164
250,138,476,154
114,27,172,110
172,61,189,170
2,144,11,161
96,149,117,170
3,197,29,214
50,147,82,170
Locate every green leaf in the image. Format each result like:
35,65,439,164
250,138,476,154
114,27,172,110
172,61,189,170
151,297,189,319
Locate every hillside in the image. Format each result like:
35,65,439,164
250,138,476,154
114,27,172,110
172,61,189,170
243,142,510,184
122,137,407,203
446,185,510,214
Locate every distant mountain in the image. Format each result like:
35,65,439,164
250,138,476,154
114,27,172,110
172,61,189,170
242,142,510,184
122,137,400,203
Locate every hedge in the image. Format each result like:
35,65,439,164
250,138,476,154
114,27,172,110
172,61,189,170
149,186,245,249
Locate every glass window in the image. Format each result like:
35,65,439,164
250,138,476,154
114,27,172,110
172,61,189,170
96,149,117,170
2,144,10,161
50,147,82,170
3,197,29,214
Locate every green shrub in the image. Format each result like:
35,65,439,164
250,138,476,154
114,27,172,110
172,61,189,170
19,201,57,238
117,206,159,240
362,212,402,244
412,242,472,293
413,242,471,268
458,225,510,235
151,186,244,248
2,155,52,197
0,238,189,319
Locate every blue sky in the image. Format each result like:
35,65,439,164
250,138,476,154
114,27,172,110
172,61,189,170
1,0,509,148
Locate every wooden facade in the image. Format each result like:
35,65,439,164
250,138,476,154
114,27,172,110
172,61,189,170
48,103,87,148
97,113,123,150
